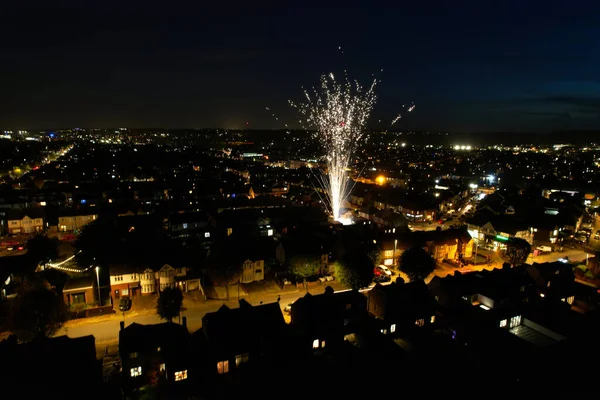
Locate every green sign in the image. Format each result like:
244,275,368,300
495,235,509,241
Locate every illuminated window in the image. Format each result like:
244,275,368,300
321,340,326,348
159,363,166,372
227,228,233,236
381,329,387,335
235,353,249,367
174,370,188,381
415,319,425,327
182,223,188,229
509,315,521,328
312,339,319,349
430,315,436,324
390,324,396,333
204,232,210,238
384,250,394,258
499,319,507,328
130,366,142,377
566,296,574,305
384,259,393,266
217,361,229,375
129,352,138,359
267,229,273,236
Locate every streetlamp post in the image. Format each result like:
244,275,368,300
95,266,102,307
394,239,398,267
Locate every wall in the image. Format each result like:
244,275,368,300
64,287,96,306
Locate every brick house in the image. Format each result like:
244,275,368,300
63,276,97,307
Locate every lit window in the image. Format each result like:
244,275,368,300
204,232,210,238
384,250,394,258
235,353,249,367
509,315,521,328
499,319,507,328
183,223,188,229
312,339,319,349
227,228,233,236
567,296,574,305
174,370,188,381
159,363,166,372
415,319,425,327
267,229,273,236
130,366,142,377
217,361,229,375
430,315,436,324
321,340,326,348
384,258,393,266
129,352,138,359
520,286,525,292
390,324,396,333
381,329,387,335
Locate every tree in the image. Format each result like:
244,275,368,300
75,217,121,268
503,238,532,267
334,252,374,291
367,246,382,267
399,246,436,282
9,282,66,341
25,233,59,273
288,255,320,291
156,287,183,323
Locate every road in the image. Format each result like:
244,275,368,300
58,281,348,345
58,248,594,347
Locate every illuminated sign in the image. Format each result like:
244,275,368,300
495,235,509,242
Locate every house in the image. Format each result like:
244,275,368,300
466,211,533,249
119,320,191,393
6,208,45,234
526,261,576,305
371,209,409,230
110,263,201,299
57,207,98,232
210,236,285,284
168,211,211,239
367,280,437,335
0,334,101,396
290,286,367,352
199,299,286,377
63,276,97,307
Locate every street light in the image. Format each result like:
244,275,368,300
95,266,102,307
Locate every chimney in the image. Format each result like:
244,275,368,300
120,321,124,331
182,316,187,329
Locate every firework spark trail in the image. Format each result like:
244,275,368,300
290,72,377,222
389,102,416,128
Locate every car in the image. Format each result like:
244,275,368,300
558,256,570,264
375,265,393,276
119,297,132,312
374,275,391,283
283,303,293,313
536,245,552,253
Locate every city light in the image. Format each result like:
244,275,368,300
376,175,386,185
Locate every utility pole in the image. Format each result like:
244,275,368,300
95,266,102,306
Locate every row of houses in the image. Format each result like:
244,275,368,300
2,259,596,397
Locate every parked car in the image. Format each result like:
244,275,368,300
119,297,132,311
374,275,391,283
536,245,552,253
375,265,393,276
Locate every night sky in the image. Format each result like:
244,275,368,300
2,1,600,133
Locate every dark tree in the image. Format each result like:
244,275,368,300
156,287,183,322
9,282,66,341
25,233,59,273
75,217,121,268
334,252,374,291
503,238,532,267
399,246,436,282
367,246,382,267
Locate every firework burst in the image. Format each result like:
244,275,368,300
290,72,377,222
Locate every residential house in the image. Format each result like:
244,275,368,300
198,299,286,377
6,208,45,234
0,334,101,396
119,321,191,393
368,280,437,336
57,207,98,232
466,211,533,249
63,276,97,307
110,263,201,299
290,286,367,352
412,228,474,264
526,261,576,306
168,211,212,240
371,209,409,230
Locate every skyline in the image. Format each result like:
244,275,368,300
2,2,600,132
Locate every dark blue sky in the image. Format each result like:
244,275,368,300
2,1,600,132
